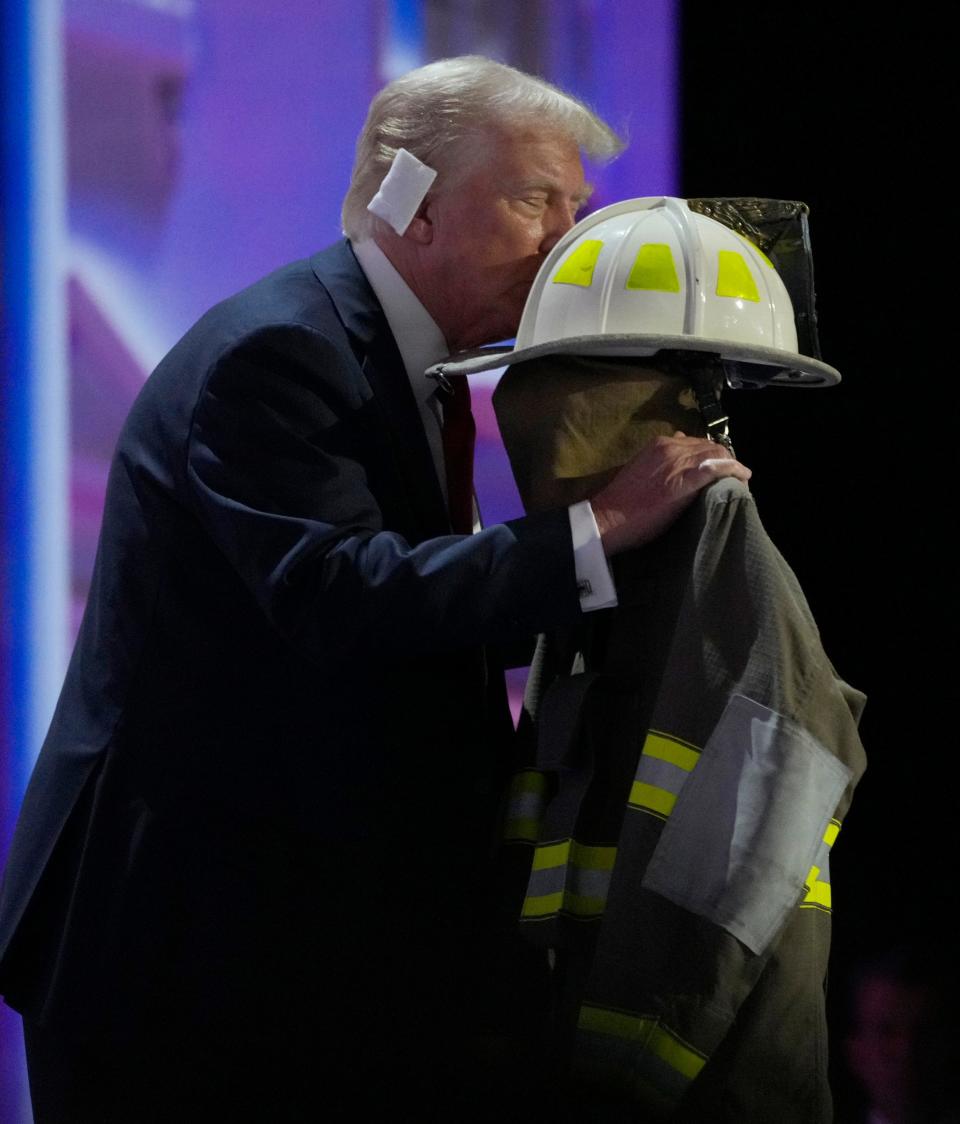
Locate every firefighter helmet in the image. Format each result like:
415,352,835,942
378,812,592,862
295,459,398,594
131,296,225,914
434,196,839,387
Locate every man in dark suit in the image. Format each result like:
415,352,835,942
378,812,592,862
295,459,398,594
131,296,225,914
0,56,750,1120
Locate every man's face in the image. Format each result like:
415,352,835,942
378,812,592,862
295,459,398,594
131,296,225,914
415,127,590,351
846,976,942,1117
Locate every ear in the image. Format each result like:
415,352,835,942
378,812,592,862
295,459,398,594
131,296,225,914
404,198,434,245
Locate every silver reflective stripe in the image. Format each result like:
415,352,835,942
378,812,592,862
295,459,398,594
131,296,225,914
636,754,690,793
642,695,852,954
525,864,612,900
503,769,548,843
507,790,547,820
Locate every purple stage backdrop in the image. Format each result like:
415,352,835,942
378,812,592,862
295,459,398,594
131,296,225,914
1,2,676,1116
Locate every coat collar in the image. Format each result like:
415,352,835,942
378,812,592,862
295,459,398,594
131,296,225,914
309,240,450,539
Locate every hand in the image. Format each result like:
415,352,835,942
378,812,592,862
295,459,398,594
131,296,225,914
590,432,751,556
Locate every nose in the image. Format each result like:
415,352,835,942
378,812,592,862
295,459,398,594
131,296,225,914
539,200,578,255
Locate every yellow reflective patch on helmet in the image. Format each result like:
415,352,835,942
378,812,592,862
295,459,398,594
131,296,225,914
716,250,760,301
552,239,604,287
625,243,680,292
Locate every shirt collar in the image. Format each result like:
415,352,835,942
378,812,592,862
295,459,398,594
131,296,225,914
351,238,448,413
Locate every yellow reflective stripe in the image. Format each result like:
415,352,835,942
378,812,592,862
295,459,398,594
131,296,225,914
553,239,604,287
803,862,833,909
507,769,548,797
532,839,616,872
625,243,681,292
629,781,676,816
716,250,760,302
801,819,841,908
571,842,617,871
579,1004,650,1039
803,880,832,909
642,731,699,771
800,822,836,908
503,817,542,843
651,1025,707,1081
578,1006,707,1081
532,840,569,870
521,890,607,919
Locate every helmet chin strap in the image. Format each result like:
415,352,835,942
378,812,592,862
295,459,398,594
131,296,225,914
660,352,736,456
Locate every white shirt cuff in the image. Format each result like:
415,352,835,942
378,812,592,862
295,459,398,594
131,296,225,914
568,501,618,611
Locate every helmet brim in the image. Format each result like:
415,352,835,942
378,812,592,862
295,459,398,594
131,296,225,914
430,333,841,387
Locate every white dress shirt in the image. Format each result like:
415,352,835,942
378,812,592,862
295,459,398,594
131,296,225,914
351,239,617,612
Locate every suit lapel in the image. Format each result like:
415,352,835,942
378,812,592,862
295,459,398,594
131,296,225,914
309,241,450,541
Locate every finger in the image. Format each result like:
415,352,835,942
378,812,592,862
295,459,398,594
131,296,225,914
669,432,712,446
698,457,734,471
699,456,751,481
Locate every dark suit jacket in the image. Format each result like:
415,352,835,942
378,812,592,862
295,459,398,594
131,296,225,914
0,241,580,1117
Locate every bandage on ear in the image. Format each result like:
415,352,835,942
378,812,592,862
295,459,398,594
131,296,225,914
366,148,438,236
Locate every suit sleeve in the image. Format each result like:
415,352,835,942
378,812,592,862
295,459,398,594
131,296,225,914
184,323,581,666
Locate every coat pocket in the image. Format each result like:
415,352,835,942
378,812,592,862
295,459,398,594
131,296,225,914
641,693,851,955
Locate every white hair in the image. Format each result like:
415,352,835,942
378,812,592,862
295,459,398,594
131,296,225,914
342,55,624,240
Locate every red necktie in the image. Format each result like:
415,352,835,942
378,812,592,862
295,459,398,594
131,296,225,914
441,375,476,534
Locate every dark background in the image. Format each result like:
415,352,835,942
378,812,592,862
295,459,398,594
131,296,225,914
681,0,952,1074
